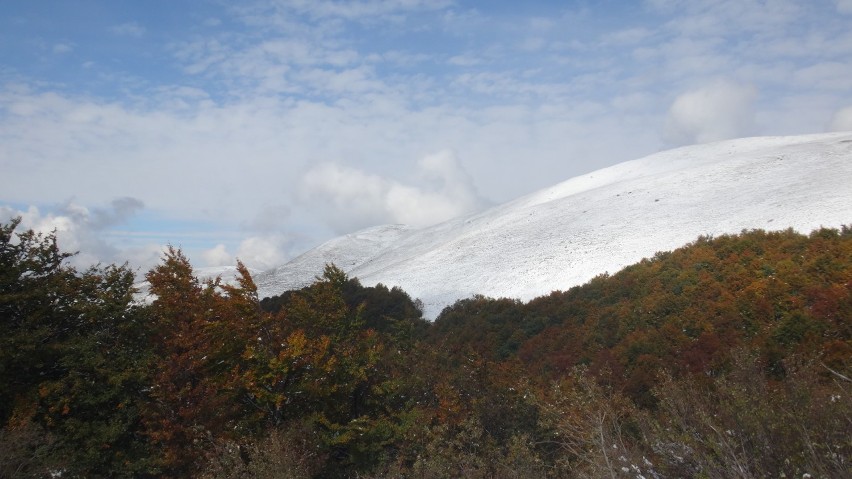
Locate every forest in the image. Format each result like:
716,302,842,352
1,217,850,478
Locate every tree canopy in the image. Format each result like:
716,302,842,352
1,218,849,478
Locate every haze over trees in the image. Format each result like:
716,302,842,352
1,217,850,478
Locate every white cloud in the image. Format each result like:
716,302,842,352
202,243,233,267
299,150,486,233
125,244,171,273
601,27,652,46
1,205,69,238
236,235,293,270
837,0,852,14
53,43,73,54
5,0,852,273
448,54,483,66
647,0,801,37
0,198,158,271
248,0,454,22
243,204,293,233
109,22,146,37
0,87,307,223
0,200,269,273
664,80,757,145
300,164,400,232
519,37,547,52
830,106,852,131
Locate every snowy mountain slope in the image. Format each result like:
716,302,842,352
253,224,414,295
257,132,852,318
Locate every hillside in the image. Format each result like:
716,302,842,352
256,132,852,317
430,227,852,398
4,218,850,478
254,224,412,295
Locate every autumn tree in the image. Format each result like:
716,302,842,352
143,247,255,476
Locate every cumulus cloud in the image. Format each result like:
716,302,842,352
6,0,852,274
663,81,757,145
202,243,233,267
1,199,280,273
200,234,296,270
829,106,852,131
389,150,484,225
236,236,293,270
0,198,157,271
300,150,486,233
300,164,389,231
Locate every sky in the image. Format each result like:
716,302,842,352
2,0,851,274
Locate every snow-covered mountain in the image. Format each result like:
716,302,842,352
254,224,412,295
257,132,852,319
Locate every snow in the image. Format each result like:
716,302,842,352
223,133,852,319
252,224,413,295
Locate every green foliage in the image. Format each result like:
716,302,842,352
260,263,428,338
0,218,155,477
32,265,154,476
1,217,75,424
431,295,525,360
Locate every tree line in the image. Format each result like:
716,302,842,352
1,217,850,478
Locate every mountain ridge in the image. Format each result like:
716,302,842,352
255,132,852,318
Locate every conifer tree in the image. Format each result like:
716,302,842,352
1,218,154,477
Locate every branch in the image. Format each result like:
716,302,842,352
821,362,852,383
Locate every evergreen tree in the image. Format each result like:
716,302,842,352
0,218,155,477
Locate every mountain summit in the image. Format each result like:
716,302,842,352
255,132,852,318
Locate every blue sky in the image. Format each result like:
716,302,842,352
2,0,851,273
